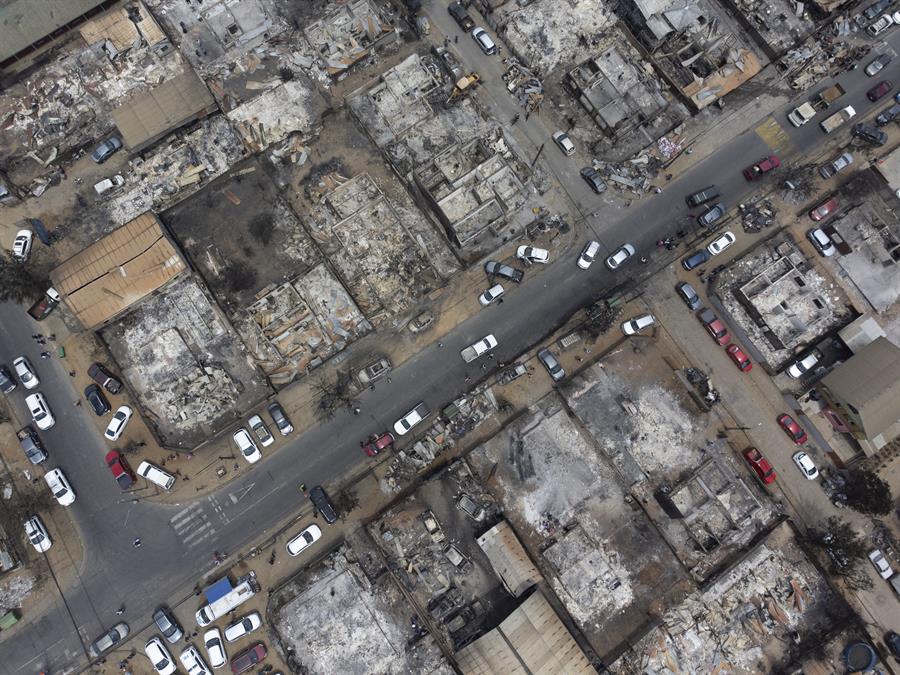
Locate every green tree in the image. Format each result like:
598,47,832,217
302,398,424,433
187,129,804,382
842,469,892,516
0,253,46,304
806,516,872,591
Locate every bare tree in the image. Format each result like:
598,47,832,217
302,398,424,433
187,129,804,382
312,370,358,420
332,488,360,522
806,516,873,591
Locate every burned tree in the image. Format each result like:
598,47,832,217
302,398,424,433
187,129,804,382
806,516,872,591
0,254,47,304
313,370,358,420
841,468,892,517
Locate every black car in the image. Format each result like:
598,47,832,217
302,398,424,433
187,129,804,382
580,166,607,194
886,631,900,658
309,485,338,524
876,103,900,126
682,249,711,271
88,362,123,394
84,384,111,416
676,281,701,309
267,402,294,435
685,185,720,208
860,0,891,22
90,136,122,163
697,203,726,227
851,123,887,146
0,365,15,394
447,1,475,30
484,260,524,283
153,606,184,644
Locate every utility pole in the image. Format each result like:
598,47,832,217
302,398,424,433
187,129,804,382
531,143,545,168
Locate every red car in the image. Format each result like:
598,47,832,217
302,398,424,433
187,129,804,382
777,413,808,445
698,308,731,346
105,450,136,490
743,447,776,484
230,642,266,674
742,155,780,181
867,80,893,102
726,344,752,372
362,431,394,457
809,197,838,221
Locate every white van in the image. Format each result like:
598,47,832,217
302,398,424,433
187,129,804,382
137,461,176,490
195,579,257,626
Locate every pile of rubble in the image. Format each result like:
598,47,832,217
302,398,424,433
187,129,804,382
591,153,666,198
501,58,543,112
780,35,869,90
738,199,777,232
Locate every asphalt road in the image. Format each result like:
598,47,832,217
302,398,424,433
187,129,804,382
2,20,900,675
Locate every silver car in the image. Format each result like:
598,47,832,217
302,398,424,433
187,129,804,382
537,348,565,382
89,622,130,658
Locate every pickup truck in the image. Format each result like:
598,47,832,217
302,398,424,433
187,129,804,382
27,287,60,321
17,425,48,464
820,105,856,133
787,84,846,127
460,334,498,363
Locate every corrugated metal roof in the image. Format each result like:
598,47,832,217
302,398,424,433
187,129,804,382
0,0,106,62
477,521,541,597
50,213,187,329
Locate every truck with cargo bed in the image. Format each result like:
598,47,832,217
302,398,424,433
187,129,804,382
787,83,846,126
820,105,856,133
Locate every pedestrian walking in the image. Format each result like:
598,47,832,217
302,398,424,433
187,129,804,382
73,400,81,407
132,538,141,548
353,407,361,415
464,374,471,382
640,256,648,264
116,605,125,615
40,351,51,359
511,113,520,124
665,173,673,181
525,111,530,121
68,371,76,377
454,35,459,43
654,187,662,194
497,298,504,304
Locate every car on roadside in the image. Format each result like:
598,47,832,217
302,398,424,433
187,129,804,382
104,405,133,441
786,349,822,378
484,260,524,283
516,245,549,265
576,240,601,270
742,447,776,484
309,485,338,524
203,628,227,669
742,155,780,181
807,228,836,257
91,136,123,163
286,524,322,557
0,365,15,394
792,451,818,479
682,249,711,271
552,131,576,156
886,631,900,658
447,1,475,30
726,344,753,372
706,231,736,256
676,281,701,309
851,123,887,146
869,549,894,579
88,362,123,394
232,428,261,464
580,166,607,194
809,197,838,221
865,54,892,76
685,185,721,207
247,414,274,447
45,467,76,506
24,515,52,552
13,356,38,389
621,314,656,335
84,384,111,416
697,308,731,346
479,283,505,306
867,80,893,101
860,0,891,23
179,645,212,675
537,348,565,382
876,102,900,125
605,243,635,270
697,203,726,227
471,27,497,55
444,543,472,572
818,152,853,179
89,622,130,658
138,461,176,490
408,310,434,333
12,229,32,262
153,606,184,644
267,401,293,435
229,643,266,674
224,612,263,642
357,357,392,385
17,425,47,464
457,493,485,521
106,449,136,489
778,414,808,444
866,13,894,36
394,402,430,436
362,431,394,457
25,392,55,430
145,636,177,675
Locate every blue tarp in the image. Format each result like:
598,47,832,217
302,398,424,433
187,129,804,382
204,577,233,604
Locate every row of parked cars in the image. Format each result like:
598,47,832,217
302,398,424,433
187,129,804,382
231,403,294,464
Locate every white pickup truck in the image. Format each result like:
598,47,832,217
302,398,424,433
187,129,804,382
460,334,498,362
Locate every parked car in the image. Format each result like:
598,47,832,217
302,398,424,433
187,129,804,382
12,229,32,262
479,284,505,306
267,401,293,435
697,308,731,346
362,431,394,457
152,606,183,644
818,152,853,179
17,425,47,464
229,643,266,674
792,451,819,479
203,628,227,669
778,414,808,444
106,449,136,489
516,245,549,265
286,524,322,557
232,428,261,464
697,203,726,227
358,357,391,384
860,0,891,23
866,13,894,36
179,645,212,675
876,102,900,125
309,485,338,524
886,631,900,658
13,356,38,389
28,287,60,321
91,136,123,163
408,310,434,333
484,260,523,283
247,414,274,447
45,467,75,506
443,543,472,572
605,243,635,270
851,123,887,146
471,27,497,55
88,362,123,394
224,612,262,642
685,185,720,207
577,240,601,269
24,515,52,552
676,281,701,309
742,155,780,181
25,393,55,430
84,384,111,416
706,231,736,256
138,461,176,490
457,493,485,521
145,637,177,675
0,366,15,394
537,348,565,382
394,402,430,436
580,166,607,193
88,622,130,658
104,405,132,441
865,54,892,76
786,349,822,378
809,197,838,221
807,228,836,257
867,80,893,101
447,1,474,30
869,549,894,579
621,314,656,335
552,131,576,156
726,344,753,372
743,447,776,484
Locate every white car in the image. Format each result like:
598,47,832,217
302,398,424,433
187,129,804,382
93,175,125,195
471,27,497,55
806,228,836,257
179,645,212,675
232,428,262,464
25,393,55,430
24,515,52,552
792,451,819,480
706,231,736,256
869,549,894,579
866,13,894,36
13,356,38,389
145,637,177,675
224,612,263,642
394,402,430,436
44,468,75,506
12,229,33,262
577,241,601,270
621,314,656,335
104,405,133,441
786,350,821,378
137,461,176,490
286,524,322,557
516,246,549,265
247,414,274,447
203,628,227,669
605,243,635,270
479,284,504,306
552,131,576,156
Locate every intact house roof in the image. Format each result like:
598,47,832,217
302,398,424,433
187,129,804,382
111,70,217,152
50,213,188,329
0,0,108,63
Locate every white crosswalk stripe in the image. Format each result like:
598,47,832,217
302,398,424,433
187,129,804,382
169,501,217,548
